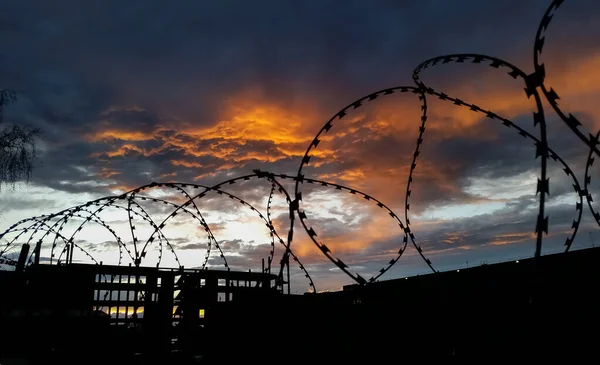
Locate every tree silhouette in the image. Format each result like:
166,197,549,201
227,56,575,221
0,89,40,190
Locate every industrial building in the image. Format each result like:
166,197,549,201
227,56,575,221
1,246,599,364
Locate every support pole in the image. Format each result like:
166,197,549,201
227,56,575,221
16,244,30,272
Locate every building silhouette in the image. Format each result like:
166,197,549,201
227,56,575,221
1,246,600,364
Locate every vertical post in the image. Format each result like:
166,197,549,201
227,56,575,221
159,273,174,357
69,240,75,264
33,241,41,264
16,244,30,272
262,258,265,273
65,245,70,265
287,259,291,295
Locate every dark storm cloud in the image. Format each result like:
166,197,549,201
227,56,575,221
0,195,59,215
1,0,596,198
94,109,162,136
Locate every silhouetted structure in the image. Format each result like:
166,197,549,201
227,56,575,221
1,262,279,363
2,246,600,363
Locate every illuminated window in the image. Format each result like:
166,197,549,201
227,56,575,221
126,306,136,317
217,292,226,302
200,279,206,286
218,279,226,286
199,309,205,318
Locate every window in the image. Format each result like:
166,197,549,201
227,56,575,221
218,278,226,286
217,292,226,302
199,309,205,319
126,306,135,317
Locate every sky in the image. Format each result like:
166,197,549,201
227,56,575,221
1,0,600,293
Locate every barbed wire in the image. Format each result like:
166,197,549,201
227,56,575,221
0,0,597,292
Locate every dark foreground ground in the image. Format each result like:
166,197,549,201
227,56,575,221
2,247,600,364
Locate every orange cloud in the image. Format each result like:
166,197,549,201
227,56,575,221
170,160,204,168
317,167,367,184
286,202,407,263
86,130,157,142
442,230,473,244
185,98,319,147
424,50,600,136
91,144,154,158
195,108,308,145
106,183,138,195
97,167,120,179
158,172,178,180
489,232,536,246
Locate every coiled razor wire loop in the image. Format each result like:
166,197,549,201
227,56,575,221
1,0,598,290
413,54,550,259
534,0,600,158
294,86,431,285
0,176,317,292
